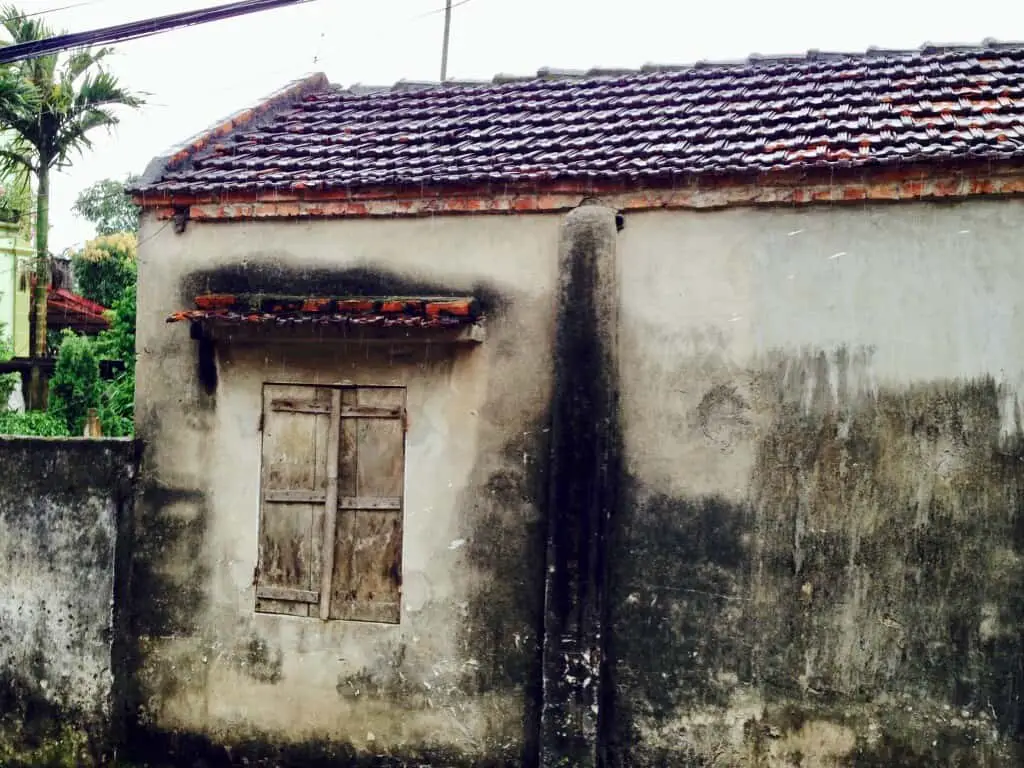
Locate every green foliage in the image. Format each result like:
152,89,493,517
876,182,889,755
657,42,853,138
0,5,143,395
0,172,29,225
0,409,68,436
0,8,144,177
95,281,135,362
72,176,139,235
98,370,133,437
48,330,100,435
71,232,136,308
0,324,17,408
95,280,135,436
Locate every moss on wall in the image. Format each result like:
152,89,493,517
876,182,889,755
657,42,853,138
611,358,1024,765
0,437,137,767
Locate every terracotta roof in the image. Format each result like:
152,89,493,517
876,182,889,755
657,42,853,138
168,294,480,328
132,41,1024,200
48,288,109,333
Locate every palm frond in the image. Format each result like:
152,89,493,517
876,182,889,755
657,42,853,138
64,47,112,85
71,71,143,112
0,145,35,176
0,7,142,175
0,4,54,45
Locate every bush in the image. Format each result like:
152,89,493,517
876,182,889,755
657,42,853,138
95,281,136,436
49,331,101,435
98,370,133,437
0,410,68,436
71,232,137,308
0,333,18,409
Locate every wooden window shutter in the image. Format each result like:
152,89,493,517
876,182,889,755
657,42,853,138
330,386,406,623
256,384,406,623
255,384,336,617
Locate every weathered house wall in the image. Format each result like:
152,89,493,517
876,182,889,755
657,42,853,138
613,199,1024,765
131,213,560,764
0,437,136,764
133,195,1024,766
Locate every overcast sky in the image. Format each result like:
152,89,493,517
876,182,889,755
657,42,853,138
13,0,1024,252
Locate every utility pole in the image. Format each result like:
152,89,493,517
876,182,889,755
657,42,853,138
440,0,452,81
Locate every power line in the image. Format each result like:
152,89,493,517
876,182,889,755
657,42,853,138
416,0,475,19
0,0,318,65
12,2,102,21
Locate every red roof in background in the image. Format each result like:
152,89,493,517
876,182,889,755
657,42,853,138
132,42,1024,200
48,288,109,333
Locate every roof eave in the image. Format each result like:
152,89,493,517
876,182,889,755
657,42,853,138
130,157,1024,213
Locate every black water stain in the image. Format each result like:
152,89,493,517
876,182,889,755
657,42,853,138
0,671,107,766
239,635,283,685
451,405,548,764
610,490,748,728
124,475,211,736
124,726,522,768
611,372,1024,765
190,322,218,397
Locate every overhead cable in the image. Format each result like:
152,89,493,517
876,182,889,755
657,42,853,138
0,0,317,64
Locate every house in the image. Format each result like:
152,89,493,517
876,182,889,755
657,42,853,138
128,43,1024,766
0,215,32,358
0,165,35,362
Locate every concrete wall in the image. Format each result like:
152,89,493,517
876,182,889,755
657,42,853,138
0,437,136,764
613,199,1024,765
134,195,1024,767
131,214,560,764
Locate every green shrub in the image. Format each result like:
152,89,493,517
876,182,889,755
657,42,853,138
95,281,136,436
0,333,18,409
98,370,133,437
0,410,68,436
49,331,100,435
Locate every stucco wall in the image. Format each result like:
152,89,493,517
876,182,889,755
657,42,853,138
613,200,1024,765
134,196,1024,766
0,437,136,763
0,223,34,358
131,213,560,764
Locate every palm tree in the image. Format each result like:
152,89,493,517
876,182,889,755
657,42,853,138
0,5,142,409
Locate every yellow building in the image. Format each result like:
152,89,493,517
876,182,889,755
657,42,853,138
0,218,34,357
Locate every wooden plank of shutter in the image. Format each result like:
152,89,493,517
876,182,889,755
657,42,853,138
330,386,406,623
338,496,401,510
318,389,342,620
265,489,327,504
256,384,331,617
256,586,318,603
340,405,404,418
271,399,332,415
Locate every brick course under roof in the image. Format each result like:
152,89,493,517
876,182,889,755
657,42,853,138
134,42,1024,199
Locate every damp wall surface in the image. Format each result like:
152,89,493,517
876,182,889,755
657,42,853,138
614,200,1024,765
0,437,136,762
131,213,560,765
134,195,1024,767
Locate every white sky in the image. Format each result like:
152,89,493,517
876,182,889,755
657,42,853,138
12,0,1024,252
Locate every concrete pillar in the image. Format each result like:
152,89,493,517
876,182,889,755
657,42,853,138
541,201,622,768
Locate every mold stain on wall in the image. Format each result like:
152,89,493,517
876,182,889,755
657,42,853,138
614,345,1024,766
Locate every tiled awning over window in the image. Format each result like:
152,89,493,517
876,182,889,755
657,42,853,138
167,294,481,329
